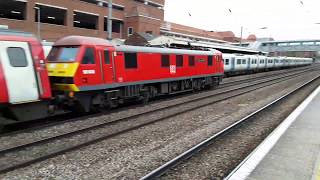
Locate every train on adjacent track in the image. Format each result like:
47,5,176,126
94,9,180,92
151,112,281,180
0,29,314,126
223,54,312,75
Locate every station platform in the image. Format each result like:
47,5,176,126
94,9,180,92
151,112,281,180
227,85,320,180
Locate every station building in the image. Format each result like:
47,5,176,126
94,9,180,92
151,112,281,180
0,0,244,43
0,0,165,41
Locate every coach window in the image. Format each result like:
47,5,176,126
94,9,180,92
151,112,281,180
0,0,26,20
208,56,213,66
104,50,110,64
176,55,183,67
125,53,137,69
189,56,195,66
82,48,95,64
35,4,66,26
237,59,241,64
225,59,230,65
161,55,170,67
74,11,98,30
242,59,246,64
7,47,28,67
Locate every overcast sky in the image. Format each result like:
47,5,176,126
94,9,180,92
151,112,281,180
164,0,320,40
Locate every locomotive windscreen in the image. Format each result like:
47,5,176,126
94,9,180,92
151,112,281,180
47,46,79,62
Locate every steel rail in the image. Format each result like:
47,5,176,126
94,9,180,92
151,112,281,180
0,69,316,174
140,75,320,180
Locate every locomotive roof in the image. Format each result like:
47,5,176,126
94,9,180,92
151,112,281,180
53,36,221,55
54,36,114,46
115,45,221,56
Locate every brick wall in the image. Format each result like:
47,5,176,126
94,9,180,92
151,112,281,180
0,0,164,41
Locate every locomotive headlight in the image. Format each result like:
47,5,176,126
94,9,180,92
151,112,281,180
69,92,75,98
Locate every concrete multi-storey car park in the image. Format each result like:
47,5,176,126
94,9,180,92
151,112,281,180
0,0,164,41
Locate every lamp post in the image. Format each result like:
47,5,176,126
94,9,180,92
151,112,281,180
259,27,272,55
34,6,41,40
107,0,113,40
240,26,243,46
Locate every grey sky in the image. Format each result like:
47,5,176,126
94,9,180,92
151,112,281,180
164,0,320,40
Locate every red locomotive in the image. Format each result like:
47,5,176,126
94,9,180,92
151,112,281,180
47,36,224,112
0,33,223,125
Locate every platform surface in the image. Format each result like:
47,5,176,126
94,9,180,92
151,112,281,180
227,86,320,180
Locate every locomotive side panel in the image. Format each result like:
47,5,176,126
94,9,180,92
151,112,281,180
113,52,222,84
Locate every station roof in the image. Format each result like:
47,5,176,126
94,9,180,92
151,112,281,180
148,36,262,54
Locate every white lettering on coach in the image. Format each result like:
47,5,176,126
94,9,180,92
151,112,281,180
82,70,96,74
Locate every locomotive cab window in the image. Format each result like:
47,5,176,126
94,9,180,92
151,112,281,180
161,55,170,67
208,56,213,66
125,53,137,69
104,50,110,64
189,56,195,66
47,46,79,62
7,47,28,67
82,48,95,64
176,55,183,67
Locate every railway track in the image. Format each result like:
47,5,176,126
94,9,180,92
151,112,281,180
0,67,318,174
220,65,317,87
0,65,316,137
140,74,320,180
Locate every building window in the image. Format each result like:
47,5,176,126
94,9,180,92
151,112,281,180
82,48,95,64
161,55,170,67
128,27,133,36
208,56,213,66
80,0,124,11
112,5,125,11
112,20,122,33
125,53,137,69
35,4,66,26
7,47,28,67
104,17,108,31
189,56,195,66
104,50,110,64
176,55,183,67
79,0,97,5
0,0,26,20
101,3,124,11
104,19,123,33
74,11,98,30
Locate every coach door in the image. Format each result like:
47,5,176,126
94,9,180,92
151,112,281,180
0,41,39,104
101,49,114,83
247,58,251,70
231,57,235,71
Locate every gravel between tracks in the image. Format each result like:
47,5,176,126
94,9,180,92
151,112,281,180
0,67,310,151
160,73,320,179
0,70,319,179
